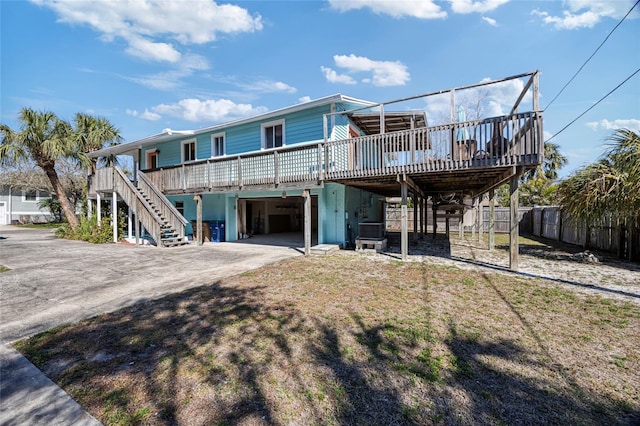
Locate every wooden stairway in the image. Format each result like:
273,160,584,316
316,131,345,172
136,186,188,247
106,167,189,247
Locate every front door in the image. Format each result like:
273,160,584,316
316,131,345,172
147,151,158,169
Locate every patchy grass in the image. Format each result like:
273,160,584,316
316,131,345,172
0,265,9,273
15,254,640,425
17,222,64,229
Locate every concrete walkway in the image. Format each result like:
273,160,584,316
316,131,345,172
0,225,301,425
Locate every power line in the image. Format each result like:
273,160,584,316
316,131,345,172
546,67,640,142
543,0,639,112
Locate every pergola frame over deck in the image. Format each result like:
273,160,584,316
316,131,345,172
322,71,542,268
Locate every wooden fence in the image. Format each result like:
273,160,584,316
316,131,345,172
386,205,639,261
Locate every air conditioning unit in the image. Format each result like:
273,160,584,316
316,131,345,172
358,222,385,240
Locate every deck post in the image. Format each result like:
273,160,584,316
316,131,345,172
471,198,476,240
432,198,437,238
401,180,408,261
478,196,483,244
446,215,450,237
411,192,419,241
87,197,92,217
489,189,495,250
420,197,425,239
112,191,117,243
195,195,202,246
304,189,311,256
509,175,519,270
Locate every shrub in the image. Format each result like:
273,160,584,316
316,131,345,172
56,214,124,244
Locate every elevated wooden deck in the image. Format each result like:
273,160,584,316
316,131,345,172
108,110,542,201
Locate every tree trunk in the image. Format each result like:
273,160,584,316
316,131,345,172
43,164,80,230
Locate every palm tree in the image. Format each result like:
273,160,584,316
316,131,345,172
524,142,568,181
557,129,639,257
559,129,639,221
73,112,123,173
0,108,81,230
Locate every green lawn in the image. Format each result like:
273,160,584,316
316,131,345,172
15,254,640,425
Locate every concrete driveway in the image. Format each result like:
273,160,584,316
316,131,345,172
0,225,301,425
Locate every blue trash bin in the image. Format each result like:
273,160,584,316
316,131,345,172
209,221,225,242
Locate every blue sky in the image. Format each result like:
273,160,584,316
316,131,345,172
1,0,638,178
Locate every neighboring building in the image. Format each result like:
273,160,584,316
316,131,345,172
87,72,543,265
0,187,54,225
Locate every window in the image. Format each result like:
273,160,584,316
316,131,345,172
261,119,285,149
182,139,196,162
211,132,225,157
175,201,184,216
23,190,39,202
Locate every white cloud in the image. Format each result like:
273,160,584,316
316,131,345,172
150,98,267,123
125,36,181,63
328,0,447,19
31,0,262,62
531,0,634,30
321,66,357,85
482,16,497,26
140,110,161,121
126,108,161,121
324,54,410,87
240,80,297,94
585,118,640,132
298,96,312,103
449,0,510,14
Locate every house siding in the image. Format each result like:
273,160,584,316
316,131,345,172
0,187,54,224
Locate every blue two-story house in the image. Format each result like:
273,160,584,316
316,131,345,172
89,71,543,267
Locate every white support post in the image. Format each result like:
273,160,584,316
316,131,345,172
112,191,117,243
96,193,102,226
127,206,133,239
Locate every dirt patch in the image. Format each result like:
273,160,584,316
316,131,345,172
382,232,640,305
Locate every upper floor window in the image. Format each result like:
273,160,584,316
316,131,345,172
182,139,196,163
211,132,225,157
23,190,39,202
261,119,285,150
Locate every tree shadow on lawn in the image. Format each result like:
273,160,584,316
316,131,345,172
15,277,639,425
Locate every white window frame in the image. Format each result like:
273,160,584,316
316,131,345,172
211,132,226,158
181,138,197,163
261,119,285,150
22,190,40,202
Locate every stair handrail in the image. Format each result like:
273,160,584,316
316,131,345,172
112,167,165,244
138,170,188,234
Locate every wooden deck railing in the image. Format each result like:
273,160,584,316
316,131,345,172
97,111,541,195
